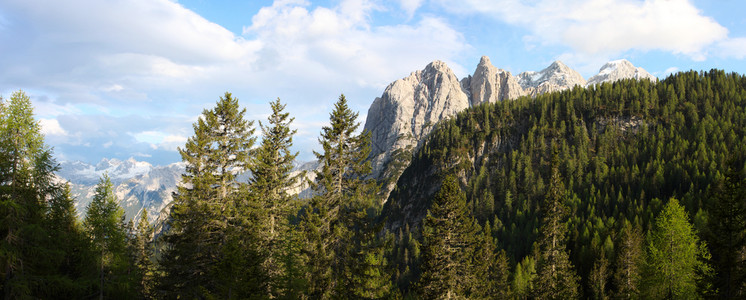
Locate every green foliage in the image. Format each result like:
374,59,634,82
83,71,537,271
707,155,746,298
385,70,746,297
84,174,132,299
643,198,713,299
159,92,263,298
418,175,479,298
532,163,580,299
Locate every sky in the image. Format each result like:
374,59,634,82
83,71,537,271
1,0,745,166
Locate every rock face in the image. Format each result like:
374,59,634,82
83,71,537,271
465,56,525,106
586,59,657,86
518,61,587,96
364,60,471,180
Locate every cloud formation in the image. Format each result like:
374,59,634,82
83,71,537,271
0,0,468,164
445,0,735,60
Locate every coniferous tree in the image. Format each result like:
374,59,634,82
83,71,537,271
303,94,379,298
0,91,62,298
131,209,154,299
613,222,644,299
418,175,478,299
472,222,511,299
707,156,746,299
45,183,90,298
248,98,301,297
533,162,580,300
160,92,260,298
84,174,131,300
643,198,713,299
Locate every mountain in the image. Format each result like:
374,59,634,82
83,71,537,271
518,60,586,96
58,56,656,224
586,59,656,86
364,56,651,199
57,158,184,225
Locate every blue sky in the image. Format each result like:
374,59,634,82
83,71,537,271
1,0,745,166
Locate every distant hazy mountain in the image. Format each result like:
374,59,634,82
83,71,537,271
57,158,184,225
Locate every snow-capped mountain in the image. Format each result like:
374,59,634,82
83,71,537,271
586,59,656,86
57,158,184,225
58,158,153,186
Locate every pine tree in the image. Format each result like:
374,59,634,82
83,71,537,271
589,252,610,300
160,92,261,298
418,175,479,299
248,98,300,297
532,163,580,300
613,222,643,299
707,156,746,298
643,198,713,299
84,174,131,300
0,90,61,298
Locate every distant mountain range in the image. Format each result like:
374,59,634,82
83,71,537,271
56,57,656,225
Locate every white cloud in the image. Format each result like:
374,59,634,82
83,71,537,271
446,0,729,59
663,67,680,76
39,118,67,136
1,0,469,165
716,37,746,59
399,0,424,18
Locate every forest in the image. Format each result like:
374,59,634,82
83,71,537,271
1,69,745,299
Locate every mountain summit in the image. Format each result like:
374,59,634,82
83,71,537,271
364,57,656,199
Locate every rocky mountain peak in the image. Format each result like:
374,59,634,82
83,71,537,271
518,60,586,96
467,56,525,106
587,59,656,86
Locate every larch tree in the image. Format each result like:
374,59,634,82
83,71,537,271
643,198,713,299
0,91,61,298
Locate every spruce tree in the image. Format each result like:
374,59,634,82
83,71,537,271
160,92,261,298
707,156,746,298
418,175,478,299
303,94,378,298
643,198,713,299
248,98,300,297
84,174,131,300
532,163,580,300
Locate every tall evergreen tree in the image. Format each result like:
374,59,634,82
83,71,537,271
613,222,644,299
131,209,154,299
532,162,580,300
303,94,379,298
643,198,713,299
248,98,301,297
159,92,261,298
45,183,91,298
84,174,131,300
707,156,746,299
0,91,61,298
418,175,479,299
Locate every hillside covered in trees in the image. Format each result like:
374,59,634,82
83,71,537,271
2,69,746,299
